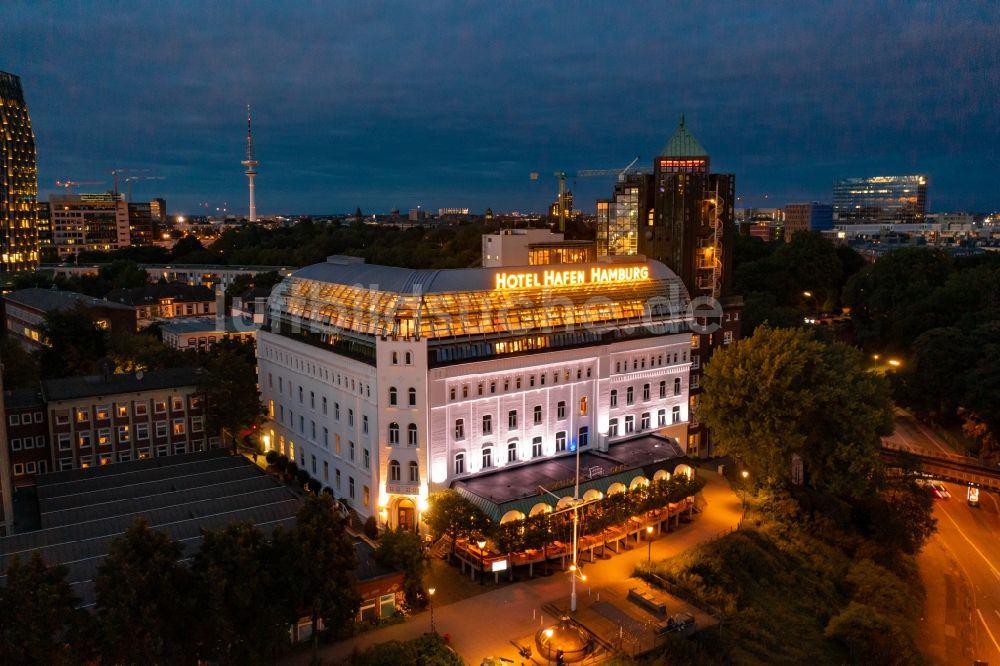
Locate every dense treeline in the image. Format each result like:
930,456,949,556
732,232,866,336
0,495,358,665
732,234,1000,457
843,248,1000,455
58,221,515,270
644,325,936,665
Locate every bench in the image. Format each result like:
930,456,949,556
627,587,667,616
655,612,696,635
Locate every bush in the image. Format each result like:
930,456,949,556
321,486,334,496
296,469,311,486
265,450,279,465
275,455,288,472
364,516,379,540
285,461,298,478
306,478,322,494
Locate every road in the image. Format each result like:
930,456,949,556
888,412,1000,664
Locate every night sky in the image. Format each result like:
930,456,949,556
5,1,999,216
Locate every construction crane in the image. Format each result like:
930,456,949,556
530,157,641,232
54,180,105,193
122,175,166,202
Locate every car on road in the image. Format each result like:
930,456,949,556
930,481,951,499
967,485,980,507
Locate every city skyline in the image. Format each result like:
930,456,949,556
4,1,999,215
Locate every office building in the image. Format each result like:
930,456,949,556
127,201,156,244
104,283,217,328
41,367,216,471
783,202,833,241
0,71,40,273
258,255,694,530
160,315,256,352
150,198,167,226
832,175,927,223
3,288,138,347
48,192,130,258
4,389,48,484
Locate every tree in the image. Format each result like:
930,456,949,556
97,260,150,291
843,248,954,352
190,522,291,664
0,553,86,664
699,326,893,500
38,306,110,379
93,519,194,664
292,494,360,662
200,338,265,453
111,328,190,373
0,335,40,388
424,489,491,556
375,528,427,609
170,234,206,260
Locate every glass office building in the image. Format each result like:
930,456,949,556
832,175,928,223
0,71,40,273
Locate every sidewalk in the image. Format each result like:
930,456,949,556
283,470,742,665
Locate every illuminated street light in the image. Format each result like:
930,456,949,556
477,539,487,585
428,587,436,633
888,359,901,367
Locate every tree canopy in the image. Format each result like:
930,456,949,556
699,325,893,499
199,338,264,452
0,552,86,664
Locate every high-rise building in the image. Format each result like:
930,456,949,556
783,202,833,241
596,115,741,457
0,71,40,273
150,198,167,225
832,175,927,223
597,115,735,301
48,192,130,258
127,201,156,244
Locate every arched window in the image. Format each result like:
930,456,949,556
408,387,416,406
454,452,465,475
407,423,418,446
388,422,400,445
482,447,493,469
389,459,401,481
391,352,399,365
409,461,419,482
405,351,412,364
388,387,398,406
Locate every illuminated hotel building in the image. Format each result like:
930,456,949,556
258,255,693,530
0,71,40,273
832,175,927,223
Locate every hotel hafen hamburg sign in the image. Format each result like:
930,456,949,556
494,265,650,290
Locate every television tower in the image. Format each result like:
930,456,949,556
241,105,259,222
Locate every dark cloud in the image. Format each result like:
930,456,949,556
4,0,998,214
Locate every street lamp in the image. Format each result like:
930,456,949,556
646,526,654,564
427,587,436,633
740,470,750,516
477,538,487,585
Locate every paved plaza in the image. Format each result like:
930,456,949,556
284,468,743,665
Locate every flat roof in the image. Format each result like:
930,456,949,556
453,434,690,521
160,315,252,335
0,451,301,607
4,288,133,313
41,366,204,402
